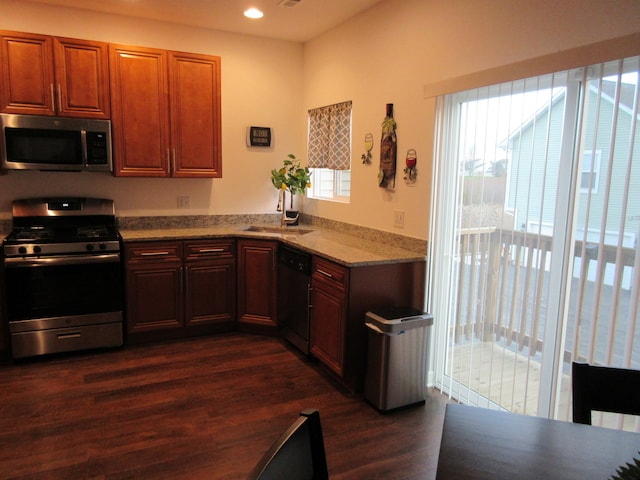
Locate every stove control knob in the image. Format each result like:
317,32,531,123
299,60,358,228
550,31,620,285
86,243,95,252
99,243,107,250
33,246,42,254
18,246,27,255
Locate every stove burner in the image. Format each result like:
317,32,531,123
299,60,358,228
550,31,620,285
13,227,52,241
2,197,121,258
77,225,111,238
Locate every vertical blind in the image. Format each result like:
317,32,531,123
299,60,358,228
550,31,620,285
564,57,640,429
429,55,640,430
307,101,352,170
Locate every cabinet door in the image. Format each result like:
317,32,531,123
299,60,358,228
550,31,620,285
0,31,55,115
237,239,278,333
169,51,221,178
184,240,236,332
310,260,348,376
127,265,183,334
110,44,170,176
125,242,183,337
53,37,110,119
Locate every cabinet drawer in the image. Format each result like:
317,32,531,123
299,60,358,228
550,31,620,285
185,239,235,261
312,257,348,289
125,242,182,263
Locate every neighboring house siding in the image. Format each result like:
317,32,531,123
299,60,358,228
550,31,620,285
507,94,565,234
578,92,624,242
507,84,640,247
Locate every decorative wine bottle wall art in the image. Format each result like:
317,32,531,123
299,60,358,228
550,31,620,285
378,103,397,189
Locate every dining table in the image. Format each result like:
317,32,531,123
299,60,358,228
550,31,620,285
436,403,640,479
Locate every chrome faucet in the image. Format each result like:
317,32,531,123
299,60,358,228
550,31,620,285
278,189,299,227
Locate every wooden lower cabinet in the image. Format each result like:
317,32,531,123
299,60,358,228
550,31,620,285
125,239,235,343
310,257,347,376
184,240,236,335
236,239,278,335
310,256,427,392
123,235,425,392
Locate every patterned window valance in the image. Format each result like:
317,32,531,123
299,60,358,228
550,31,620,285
307,101,352,170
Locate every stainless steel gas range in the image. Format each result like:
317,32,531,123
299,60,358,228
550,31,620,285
2,197,123,359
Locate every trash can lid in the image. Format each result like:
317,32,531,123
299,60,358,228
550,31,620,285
366,306,433,324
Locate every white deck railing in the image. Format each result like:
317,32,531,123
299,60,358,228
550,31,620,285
455,227,638,366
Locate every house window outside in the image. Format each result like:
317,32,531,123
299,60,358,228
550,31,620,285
580,150,601,193
307,101,352,202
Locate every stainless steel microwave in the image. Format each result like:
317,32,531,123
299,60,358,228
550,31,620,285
0,113,112,172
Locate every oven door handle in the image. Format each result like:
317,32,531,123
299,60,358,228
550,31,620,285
4,253,121,267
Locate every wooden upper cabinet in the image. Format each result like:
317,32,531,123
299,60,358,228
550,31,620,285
169,52,221,178
109,44,170,176
53,37,110,118
0,31,109,118
0,32,54,115
110,45,222,178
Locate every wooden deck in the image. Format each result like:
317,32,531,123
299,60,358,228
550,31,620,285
449,341,639,431
447,227,639,432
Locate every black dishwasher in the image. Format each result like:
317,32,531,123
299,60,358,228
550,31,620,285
278,244,312,354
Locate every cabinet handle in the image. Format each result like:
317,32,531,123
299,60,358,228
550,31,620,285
167,149,171,173
197,248,225,253
50,83,55,111
316,269,333,279
57,84,62,112
172,149,176,173
141,251,170,256
182,265,187,298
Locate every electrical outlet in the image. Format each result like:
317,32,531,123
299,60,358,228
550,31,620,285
393,210,405,228
177,196,190,209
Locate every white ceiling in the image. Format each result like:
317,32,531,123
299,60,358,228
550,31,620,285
25,0,383,42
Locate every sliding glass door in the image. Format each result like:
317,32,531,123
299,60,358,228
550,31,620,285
429,56,640,430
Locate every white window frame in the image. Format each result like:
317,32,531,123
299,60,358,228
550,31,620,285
308,168,351,202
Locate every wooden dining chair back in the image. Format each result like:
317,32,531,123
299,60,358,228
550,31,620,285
572,361,640,425
248,408,329,480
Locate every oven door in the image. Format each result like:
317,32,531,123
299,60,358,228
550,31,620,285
4,253,124,358
4,253,123,322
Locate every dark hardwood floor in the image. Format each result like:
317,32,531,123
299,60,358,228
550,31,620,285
0,333,449,479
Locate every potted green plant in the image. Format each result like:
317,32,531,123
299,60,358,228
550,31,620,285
270,154,311,225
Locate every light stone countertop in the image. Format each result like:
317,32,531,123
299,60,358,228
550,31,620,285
120,224,426,267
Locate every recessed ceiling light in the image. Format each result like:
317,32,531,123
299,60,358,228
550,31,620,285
244,8,264,19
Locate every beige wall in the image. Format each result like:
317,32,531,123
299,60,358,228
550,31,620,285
302,0,640,239
0,0,305,218
1,0,640,241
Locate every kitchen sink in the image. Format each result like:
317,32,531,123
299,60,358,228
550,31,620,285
244,225,314,235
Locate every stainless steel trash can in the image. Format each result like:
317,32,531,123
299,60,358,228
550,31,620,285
364,306,434,412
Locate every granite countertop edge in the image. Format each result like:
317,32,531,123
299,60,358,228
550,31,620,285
119,225,426,267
